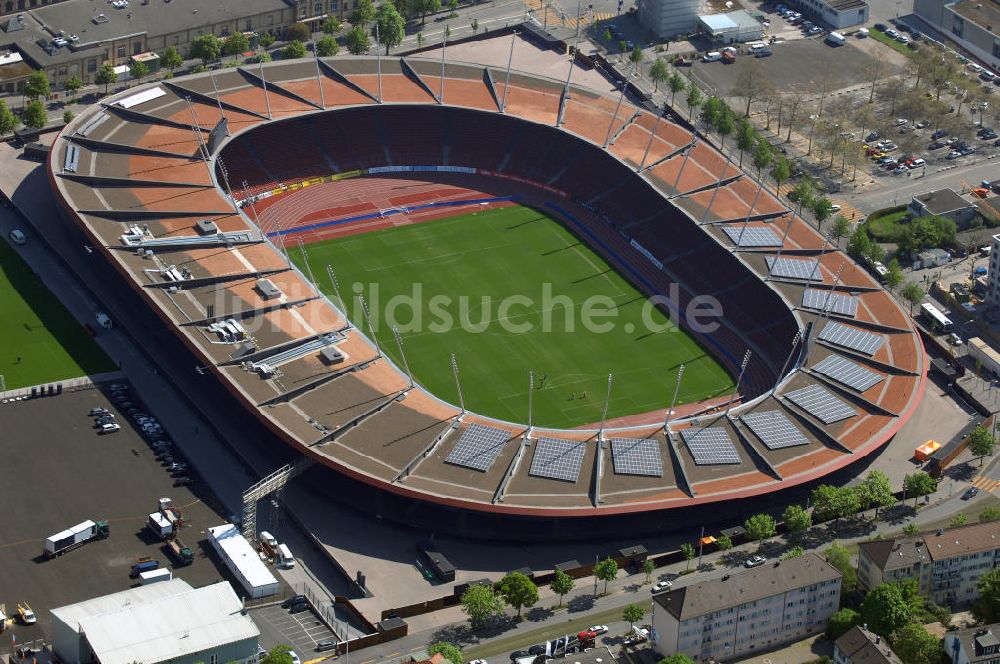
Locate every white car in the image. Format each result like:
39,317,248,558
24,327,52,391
895,118,908,126
9,229,25,245
829,204,841,212
651,580,673,594
289,652,301,664
744,555,767,568
588,625,609,635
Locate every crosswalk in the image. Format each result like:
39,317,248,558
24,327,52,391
970,475,1000,493
528,1,615,31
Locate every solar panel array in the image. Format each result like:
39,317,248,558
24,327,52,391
766,256,822,281
529,437,587,482
445,423,511,472
785,384,857,424
680,427,742,465
741,410,810,450
801,289,859,317
610,438,663,476
818,321,885,356
723,226,782,247
813,355,884,392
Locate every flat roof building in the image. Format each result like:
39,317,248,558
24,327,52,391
651,553,842,662
858,522,1000,608
915,0,1000,73
796,0,868,29
638,0,701,39
51,579,260,664
986,233,1000,309
908,188,977,228
697,10,765,43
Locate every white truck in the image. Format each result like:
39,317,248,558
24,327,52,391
146,498,183,540
44,520,110,558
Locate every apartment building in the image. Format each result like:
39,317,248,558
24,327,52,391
944,624,1000,664
834,626,904,664
651,553,842,662
0,0,345,93
858,522,1000,608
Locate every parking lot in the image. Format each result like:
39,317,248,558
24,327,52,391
251,602,338,658
0,384,234,641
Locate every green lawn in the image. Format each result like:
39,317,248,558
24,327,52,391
868,29,914,56
0,238,114,389
294,206,734,428
865,206,910,243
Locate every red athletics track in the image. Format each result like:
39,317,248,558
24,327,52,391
251,173,525,244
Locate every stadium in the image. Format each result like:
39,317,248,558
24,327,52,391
48,52,926,538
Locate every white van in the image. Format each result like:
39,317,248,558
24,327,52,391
139,568,172,584
746,41,767,52
702,51,722,62
857,27,869,37
276,543,295,568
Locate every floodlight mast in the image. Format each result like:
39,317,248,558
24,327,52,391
664,364,685,431
724,350,752,416
451,353,466,414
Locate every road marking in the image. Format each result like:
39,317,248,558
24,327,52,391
971,476,1000,492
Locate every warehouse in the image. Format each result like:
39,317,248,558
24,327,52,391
51,579,260,664
208,523,280,599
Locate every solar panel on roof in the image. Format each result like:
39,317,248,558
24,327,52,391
529,437,586,482
812,355,884,392
801,289,858,317
680,427,741,465
723,226,782,247
610,438,663,476
818,321,885,355
785,384,857,424
766,256,822,281
445,423,511,472
740,410,809,450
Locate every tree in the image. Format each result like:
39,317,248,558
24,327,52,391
735,118,756,168
885,258,904,292
969,425,996,465
715,109,735,150
744,513,776,546
629,46,644,76
812,197,835,230
649,58,668,92
950,513,968,527
658,656,695,664
63,109,74,124
316,35,340,57
667,71,686,107
417,0,442,24
0,100,16,136
223,32,250,61
811,485,859,528
460,583,505,626
282,40,308,59
974,566,1000,623
190,34,222,64
642,558,655,582
717,534,733,550
900,282,925,315
24,69,50,100
731,57,766,117
129,59,149,86
428,643,463,664
550,569,574,606
622,603,645,629
827,608,861,639
825,542,857,593
322,16,343,33
685,85,702,121
829,214,851,248
95,63,117,95
594,557,618,594
22,99,46,129
261,646,294,664
980,505,1000,522
903,523,920,535
346,26,371,54
700,95,723,128
782,546,804,559
498,572,538,619
892,623,940,664
351,0,376,26
859,470,895,518
372,3,405,55
260,32,277,48
771,156,791,192
287,22,311,42
782,504,812,534
681,542,695,570
861,582,912,637
752,137,772,178
63,75,82,96
471,18,479,33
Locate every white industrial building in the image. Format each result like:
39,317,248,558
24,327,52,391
51,579,260,664
698,10,766,43
796,0,868,29
638,0,701,39
208,523,280,599
651,553,842,662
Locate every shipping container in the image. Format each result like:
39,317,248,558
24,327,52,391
139,568,172,584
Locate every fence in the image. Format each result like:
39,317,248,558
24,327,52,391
0,372,123,403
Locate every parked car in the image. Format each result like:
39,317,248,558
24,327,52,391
173,476,195,487
588,625,610,635
947,150,964,159
931,128,948,139
745,555,767,568
873,22,887,30
651,580,673,594
807,25,823,34
528,645,547,656
88,407,109,416
316,641,337,652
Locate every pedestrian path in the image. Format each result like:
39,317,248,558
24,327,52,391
970,474,1000,493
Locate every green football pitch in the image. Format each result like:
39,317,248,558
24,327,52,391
294,206,734,428
0,238,114,390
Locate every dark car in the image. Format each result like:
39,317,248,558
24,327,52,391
282,595,307,608
874,22,887,30
528,645,547,656
88,407,109,416
931,129,948,139
962,487,980,500
754,47,773,57
510,652,530,661
929,140,947,149
316,641,337,652
289,602,310,614
983,131,998,139
865,131,880,142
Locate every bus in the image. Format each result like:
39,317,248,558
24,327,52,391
920,302,954,333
